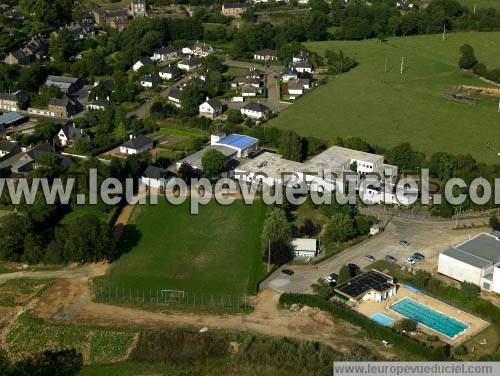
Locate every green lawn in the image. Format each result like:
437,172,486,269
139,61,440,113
459,0,500,10
270,32,500,164
95,200,267,296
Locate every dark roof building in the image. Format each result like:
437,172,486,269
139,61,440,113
334,270,396,302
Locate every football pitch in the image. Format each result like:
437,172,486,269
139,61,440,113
95,200,267,296
270,32,500,164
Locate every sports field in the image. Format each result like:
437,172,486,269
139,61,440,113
270,32,500,164
95,200,267,296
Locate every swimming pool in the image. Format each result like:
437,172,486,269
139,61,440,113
371,312,394,326
390,297,469,338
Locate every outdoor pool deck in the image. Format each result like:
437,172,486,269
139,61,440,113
354,286,489,345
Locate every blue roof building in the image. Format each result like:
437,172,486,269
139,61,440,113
211,133,259,158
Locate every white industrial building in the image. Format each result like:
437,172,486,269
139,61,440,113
291,238,320,258
235,146,399,203
438,232,500,293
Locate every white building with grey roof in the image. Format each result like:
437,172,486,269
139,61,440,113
438,232,500,293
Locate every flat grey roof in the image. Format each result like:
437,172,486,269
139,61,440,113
178,145,236,170
235,152,304,181
442,233,500,269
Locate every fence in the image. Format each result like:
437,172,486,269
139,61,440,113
93,286,254,314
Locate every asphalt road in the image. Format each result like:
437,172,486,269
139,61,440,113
262,216,488,294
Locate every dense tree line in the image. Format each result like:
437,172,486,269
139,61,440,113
458,43,500,83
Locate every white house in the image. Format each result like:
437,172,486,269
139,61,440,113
294,60,313,74
119,135,154,155
292,51,309,64
241,84,258,97
168,86,182,107
140,74,161,88
281,66,298,83
58,124,89,147
182,42,213,57
292,238,319,258
141,165,173,189
151,45,177,62
133,57,153,72
240,101,270,119
177,57,201,72
159,65,182,80
438,233,500,293
253,48,278,61
199,98,223,119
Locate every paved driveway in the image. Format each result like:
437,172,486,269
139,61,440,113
262,216,487,294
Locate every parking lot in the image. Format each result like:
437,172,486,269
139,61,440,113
263,216,488,294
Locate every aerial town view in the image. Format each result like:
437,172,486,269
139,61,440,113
1,0,500,375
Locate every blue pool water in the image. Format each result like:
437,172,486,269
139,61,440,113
390,297,469,338
371,312,394,326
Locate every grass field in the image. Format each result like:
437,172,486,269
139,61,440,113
459,0,500,10
270,32,500,164
0,278,53,307
95,200,267,296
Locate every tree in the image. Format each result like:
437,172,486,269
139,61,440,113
280,130,303,162
458,44,477,70
396,318,417,332
459,281,480,298
179,83,204,117
201,149,227,179
323,212,356,244
0,214,32,261
337,265,351,285
261,208,292,265
60,214,111,263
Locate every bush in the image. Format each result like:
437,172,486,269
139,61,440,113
395,318,417,332
460,281,480,298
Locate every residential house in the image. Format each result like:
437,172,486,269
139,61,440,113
86,98,108,111
240,101,270,119
120,135,154,155
0,90,28,112
152,45,178,62
4,50,30,65
45,75,83,95
253,49,278,61
48,96,80,118
133,56,154,72
292,51,310,64
66,23,96,40
10,143,72,176
182,42,213,57
221,3,251,17
141,165,173,189
130,0,146,17
177,57,201,72
199,98,223,119
168,86,182,107
159,65,182,80
287,80,305,96
0,140,20,158
58,124,89,147
140,74,161,88
92,8,129,30
230,77,260,88
241,84,258,97
294,60,313,74
281,66,298,82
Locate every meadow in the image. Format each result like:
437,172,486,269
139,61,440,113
459,0,500,10
95,200,267,296
270,32,500,164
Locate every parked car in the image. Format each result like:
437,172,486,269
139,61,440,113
399,240,410,246
282,269,294,276
365,255,376,262
348,263,360,276
406,256,416,264
413,252,425,262
385,255,397,263
325,273,337,286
